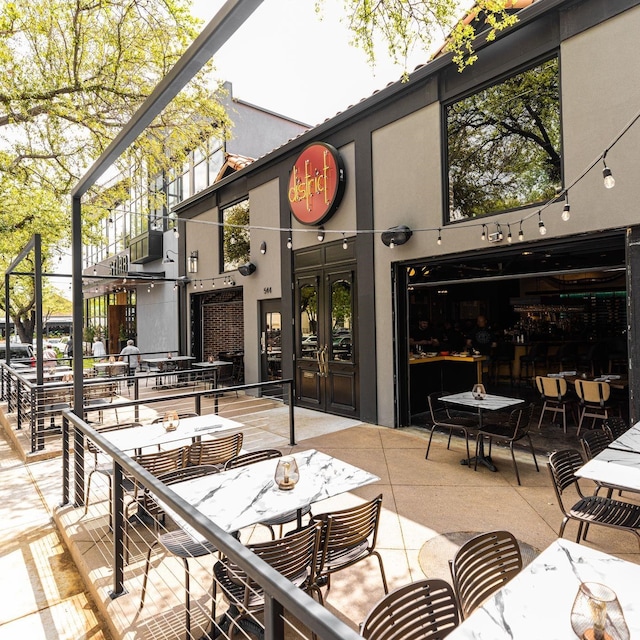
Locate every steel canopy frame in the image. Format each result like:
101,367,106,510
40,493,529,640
69,0,264,417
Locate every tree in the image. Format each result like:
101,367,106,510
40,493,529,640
0,0,231,340
326,0,520,73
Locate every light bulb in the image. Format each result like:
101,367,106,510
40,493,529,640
538,219,547,235
603,166,615,189
507,226,513,243
286,237,292,249
389,239,395,249
562,203,571,221
518,227,524,241
317,227,325,242
342,235,348,250
481,225,486,241
173,226,179,238
437,230,442,245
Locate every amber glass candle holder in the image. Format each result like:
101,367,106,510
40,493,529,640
570,582,629,640
162,410,180,432
274,456,299,490
472,383,486,400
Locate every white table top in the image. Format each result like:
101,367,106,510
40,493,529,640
101,414,243,453
193,361,231,368
143,355,196,364
94,361,127,369
576,421,640,493
168,448,380,534
447,539,640,639
440,391,523,412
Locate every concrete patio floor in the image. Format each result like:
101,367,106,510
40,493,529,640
1,400,639,639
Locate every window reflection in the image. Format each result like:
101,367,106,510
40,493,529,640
299,283,318,359
446,57,561,221
331,279,352,361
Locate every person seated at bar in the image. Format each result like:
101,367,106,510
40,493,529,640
466,314,497,356
410,318,439,352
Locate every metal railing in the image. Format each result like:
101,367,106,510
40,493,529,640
61,400,363,640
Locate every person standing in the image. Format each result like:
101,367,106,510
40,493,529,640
466,315,497,356
92,336,106,360
119,339,141,386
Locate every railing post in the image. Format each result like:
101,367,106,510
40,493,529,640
15,378,22,428
133,378,139,423
62,415,70,505
110,460,127,598
195,393,202,415
73,422,85,507
288,380,296,446
263,594,284,640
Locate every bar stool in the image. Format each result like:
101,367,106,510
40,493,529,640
519,343,548,385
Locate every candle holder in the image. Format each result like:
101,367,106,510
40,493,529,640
472,383,486,400
570,582,629,640
162,410,180,432
274,456,299,491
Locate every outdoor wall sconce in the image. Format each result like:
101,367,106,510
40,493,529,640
260,241,267,254
381,225,413,248
188,250,199,273
238,262,257,277
163,249,177,264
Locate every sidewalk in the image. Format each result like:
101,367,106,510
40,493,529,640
0,429,110,640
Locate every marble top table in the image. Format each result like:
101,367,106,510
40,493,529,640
167,448,380,534
576,421,640,493
93,360,128,374
447,538,640,639
101,414,243,454
142,355,196,368
440,392,523,471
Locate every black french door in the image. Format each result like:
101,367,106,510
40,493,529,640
295,267,358,417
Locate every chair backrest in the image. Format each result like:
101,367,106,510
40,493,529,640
151,411,199,424
602,417,629,441
509,403,536,439
187,432,244,466
547,449,584,509
575,379,610,405
224,448,282,469
361,578,459,640
314,494,384,574
84,381,118,400
449,530,522,619
134,446,186,476
580,429,612,460
536,376,568,400
221,522,321,607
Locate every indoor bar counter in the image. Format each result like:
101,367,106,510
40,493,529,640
409,353,486,415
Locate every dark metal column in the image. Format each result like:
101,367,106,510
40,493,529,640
626,226,638,423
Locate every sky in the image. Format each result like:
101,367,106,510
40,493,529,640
191,0,437,125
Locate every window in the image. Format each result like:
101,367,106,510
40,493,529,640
221,198,250,272
445,57,561,222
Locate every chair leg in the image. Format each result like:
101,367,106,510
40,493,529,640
425,427,437,460
526,435,539,472
537,403,546,430
509,443,521,486
372,550,389,594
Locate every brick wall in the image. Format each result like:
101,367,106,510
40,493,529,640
200,289,244,359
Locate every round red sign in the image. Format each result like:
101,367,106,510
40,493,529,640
288,142,345,225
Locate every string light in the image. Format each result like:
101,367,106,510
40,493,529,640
507,223,513,243
562,194,571,221
496,223,503,241
286,237,292,250
173,226,179,238
518,222,524,241
342,234,348,250
481,224,486,241
437,228,442,245
602,158,615,189
538,211,547,236
317,226,325,242
389,238,396,249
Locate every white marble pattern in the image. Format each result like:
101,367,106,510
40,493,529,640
101,414,243,453
167,449,380,533
440,391,523,412
576,449,640,492
608,422,640,454
447,539,640,639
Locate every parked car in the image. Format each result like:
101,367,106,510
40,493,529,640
0,342,35,366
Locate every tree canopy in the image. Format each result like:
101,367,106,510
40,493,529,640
0,0,230,340
330,0,521,74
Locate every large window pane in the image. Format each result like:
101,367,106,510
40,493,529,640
299,283,318,359
446,58,561,221
221,199,250,272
